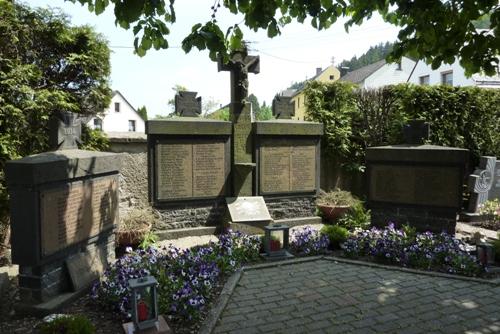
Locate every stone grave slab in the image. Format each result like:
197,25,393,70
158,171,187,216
226,197,272,234
488,159,500,201
66,249,107,291
468,156,497,212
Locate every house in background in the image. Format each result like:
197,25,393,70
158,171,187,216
339,57,416,89
407,59,500,88
286,65,341,120
87,90,146,133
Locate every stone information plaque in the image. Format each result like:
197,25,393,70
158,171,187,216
260,139,316,194
40,176,118,256
226,197,272,222
156,141,226,200
370,165,460,207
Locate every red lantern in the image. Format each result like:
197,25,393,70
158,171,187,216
137,300,149,322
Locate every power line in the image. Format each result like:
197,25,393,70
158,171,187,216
255,49,328,64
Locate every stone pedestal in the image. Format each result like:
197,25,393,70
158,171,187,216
231,102,254,196
366,144,469,233
5,149,121,313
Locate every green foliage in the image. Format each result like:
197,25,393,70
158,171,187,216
337,202,371,231
339,42,394,73
137,105,148,120
305,82,500,173
80,125,110,151
0,2,111,238
248,94,260,114
320,225,349,249
256,105,273,121
74,0,499,75
138,231,159,250
206,107,230,121
39,315,95,334
479,199,500,228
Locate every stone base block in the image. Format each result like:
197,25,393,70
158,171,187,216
122,316,172,334
14,289,88,316
274,216,322,227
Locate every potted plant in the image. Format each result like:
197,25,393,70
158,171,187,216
316,189,360,222
116,208,156,248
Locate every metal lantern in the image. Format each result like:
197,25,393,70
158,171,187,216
476,242,495,266
129,276,159,331
263,224,293,260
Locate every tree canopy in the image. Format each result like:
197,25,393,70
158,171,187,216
339,42,394,73
71,0,499,75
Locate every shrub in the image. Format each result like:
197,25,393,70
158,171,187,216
317,189,360,207
290,226,330,255
39,315,95,334
479,199,500,229
92,231,260,322
336,202,371,230
320,225,349,249
342,224,483,276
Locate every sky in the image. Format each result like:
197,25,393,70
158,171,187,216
27,0,400,117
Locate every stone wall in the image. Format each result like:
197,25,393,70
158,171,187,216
265,197,316,220
153,200,227,231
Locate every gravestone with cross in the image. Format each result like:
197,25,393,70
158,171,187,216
175,91,202,117
489,159,500,201
468,156,497,212
402,120,430,145
272,95,295,119
218,45,260,196
49,111,83,150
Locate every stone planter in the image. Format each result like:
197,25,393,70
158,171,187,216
116,222,151,247
317,205,350,222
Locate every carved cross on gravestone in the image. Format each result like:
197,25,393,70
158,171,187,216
468,156,497,212
218,46,260,105
403,120,430,145
175,91,202,117
49,111,83,150
272,96,295,119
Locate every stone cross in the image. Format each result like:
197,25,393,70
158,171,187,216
468,156,497,212
175,91,202,117
49,111,83,150
403,120,430,145
488,159,500,201
218,46,260,105
272,96,295,119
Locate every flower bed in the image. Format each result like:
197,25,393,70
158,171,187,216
290,226,330,255
342,223,483,276
92,231,260,324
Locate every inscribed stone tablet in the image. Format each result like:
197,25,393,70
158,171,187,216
488,160,500,201
66,250,106,290
193,143,225,197
40,176,117,256
226,197,272,223
157,143,193,199
369,165,460,207
260,139,316,194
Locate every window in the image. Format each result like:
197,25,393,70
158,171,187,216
93,118,102,131
396,62,402,70
441,71,453,85
329,75,335,80
297,97,300,108
114,102,120,112
419,75,430,85
128,120,136,132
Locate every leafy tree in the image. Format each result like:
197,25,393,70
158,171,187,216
137,105,148,120
0,1,111,237
202,97,220,116
256,105,273,121
288,81,306,90
339,42,394,73
72,0,499,75
248,94,260,114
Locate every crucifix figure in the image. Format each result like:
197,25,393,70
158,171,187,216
49,111,83,150
218,46,260,106
468,156,496,212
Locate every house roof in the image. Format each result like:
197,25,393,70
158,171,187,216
340,60,387,84
280,89,297,97
290,65,338,97
112,90,145,121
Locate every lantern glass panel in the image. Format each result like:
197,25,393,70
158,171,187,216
270,230,284,252
136,285,156,323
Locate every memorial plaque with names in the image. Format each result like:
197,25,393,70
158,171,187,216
40,176,118,256
260,139,316,194
369,165,460,208
156,141,226,200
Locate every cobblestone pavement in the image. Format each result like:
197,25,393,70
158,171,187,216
212,259,500,334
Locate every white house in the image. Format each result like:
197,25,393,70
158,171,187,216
87,90,146,133
339,57,416,88
407,59,500,88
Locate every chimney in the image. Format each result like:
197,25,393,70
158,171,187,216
316,67,322,75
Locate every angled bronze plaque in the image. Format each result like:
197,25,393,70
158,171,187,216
226,196,272,223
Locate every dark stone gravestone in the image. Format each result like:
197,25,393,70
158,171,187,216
272,96,295,119
366,122,468,233
489,159,500,201
402,120,430,145
174,91,202,117
467,156,497,213
5,111,120,314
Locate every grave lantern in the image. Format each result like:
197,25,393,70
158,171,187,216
263,224,293,260
476,242,495,266
129,276,159,331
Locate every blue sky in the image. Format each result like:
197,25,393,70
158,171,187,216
28,0,400,117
